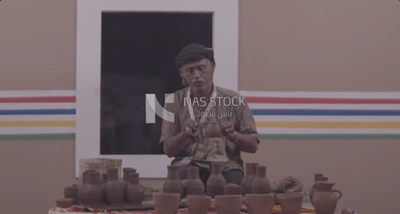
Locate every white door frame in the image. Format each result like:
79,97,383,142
76,0,239,178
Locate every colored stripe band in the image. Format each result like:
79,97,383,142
255,121,400,129
0,109,76,115
251,109,400,116
0,121,75,127
0,96,76,103
259,134,400,140
0,133,75,141
245,97,400,104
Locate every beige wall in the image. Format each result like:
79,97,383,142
0,0,399,214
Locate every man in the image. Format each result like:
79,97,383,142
159,43,260,186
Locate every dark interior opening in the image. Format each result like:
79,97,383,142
100,12,213,155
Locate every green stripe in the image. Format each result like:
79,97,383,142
0,133,75,141
259,134,400,140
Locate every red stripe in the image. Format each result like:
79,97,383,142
0,96,75,103
244,97,400,104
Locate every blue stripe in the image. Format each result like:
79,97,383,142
0,109,76,115
251,109,400,116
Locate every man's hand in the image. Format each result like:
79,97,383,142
220,121,237,142
182,118,199,137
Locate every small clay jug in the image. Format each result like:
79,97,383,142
250,165,271,194
223,183,242,195
206,162,227,198
162,165,184,200
204,122,222,138
187,195,211,214
183,167,205,196
245,194,275,214
240,163,251,195
310,176,328,204
80,172,103,207
312,181,342,214
126,172,145,205
153,193,180,214
104,168,124,206
64,185,79,205
245,163,258,194
215,195,242,214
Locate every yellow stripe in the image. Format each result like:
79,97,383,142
0,121,75,127
256,121,400,129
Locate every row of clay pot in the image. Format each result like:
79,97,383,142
241,162,272,195
63,167,144,207
153,192,303,214
162,162,272,199
309,173,343,214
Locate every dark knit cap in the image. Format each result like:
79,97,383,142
175,43,215,68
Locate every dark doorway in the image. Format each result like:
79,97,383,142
100,12,213,155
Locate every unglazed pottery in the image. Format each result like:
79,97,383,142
153,193,180,214
184,167,205,196
312,181,342,214
56,198,73,208
241,163,252,195
104,168,124,206
163,165,184,200
245,163,258,194
215,195,242,214
80,171,103,207
245,194,274,214
125,172,145,205
204,122,222,138
206,162,226,198
187,195,211,214
310,176,328,204
64,185,79,205
250,165,271,194
223,183,242,195
276,192,304,214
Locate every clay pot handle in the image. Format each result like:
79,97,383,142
333,189,342,199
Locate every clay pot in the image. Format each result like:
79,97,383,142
187,195,211,214
125,172,145,205
312,181,342,214
204,122,222,138
103,168,124,206
183,167,205,196
56,198,73,208
162,165,184,200
153,193,180,214
206,162,227,198
215,195,242,214
240,163,251,195
64,185,79,205
224,183,242,195
80,172,103,207
250,165,271,194
276,192,304,214
310,176,328,203
245,194,275,214
245,163,258,194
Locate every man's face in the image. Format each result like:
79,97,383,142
179,58,215,94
